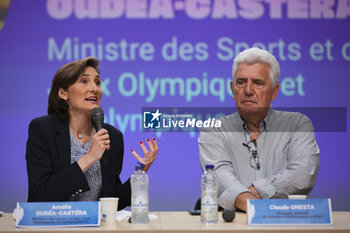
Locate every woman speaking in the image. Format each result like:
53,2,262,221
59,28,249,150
25,57,158,210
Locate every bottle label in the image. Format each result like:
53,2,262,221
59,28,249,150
201,194,217,213
132,197,148,211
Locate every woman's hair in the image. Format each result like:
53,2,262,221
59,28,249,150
48,57,100,122
232,47,280,88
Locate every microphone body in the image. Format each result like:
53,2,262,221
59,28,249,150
92,107,104,131
222,209,236,222
92,107,106,166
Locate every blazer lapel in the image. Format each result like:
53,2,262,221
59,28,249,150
53,116,71,168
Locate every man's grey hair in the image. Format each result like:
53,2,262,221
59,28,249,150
232,47,280,88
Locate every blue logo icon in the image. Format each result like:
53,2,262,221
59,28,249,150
143,109,162,129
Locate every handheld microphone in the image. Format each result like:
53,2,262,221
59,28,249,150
222,209,235,222
92,107,104,131
92,107,106,166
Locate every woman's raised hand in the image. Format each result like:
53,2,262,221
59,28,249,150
131,138,159,172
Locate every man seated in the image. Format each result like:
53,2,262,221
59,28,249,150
198,47,320,212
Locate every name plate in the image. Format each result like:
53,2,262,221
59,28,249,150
247,199,332,225
13,202,100,227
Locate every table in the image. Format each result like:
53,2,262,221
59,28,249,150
1,211,350,233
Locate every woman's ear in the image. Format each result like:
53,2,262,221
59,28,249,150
58,88,68,101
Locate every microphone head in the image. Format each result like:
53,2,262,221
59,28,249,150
92,107,104,131
222,209,235,222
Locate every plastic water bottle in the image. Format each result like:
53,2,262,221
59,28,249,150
201,164,218,224
131,162,149,224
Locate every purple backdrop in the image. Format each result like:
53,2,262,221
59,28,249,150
0,0,349,212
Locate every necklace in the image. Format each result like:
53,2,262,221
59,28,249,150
70,128,84,140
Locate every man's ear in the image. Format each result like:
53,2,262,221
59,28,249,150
58,88,68,101
271,84,279,101
230,80,235,99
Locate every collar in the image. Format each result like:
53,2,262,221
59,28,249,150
239,108,275,132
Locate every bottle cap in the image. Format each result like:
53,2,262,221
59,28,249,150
135,162,145,170
205,164,214,170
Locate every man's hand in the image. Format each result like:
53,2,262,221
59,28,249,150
248,186,262,199
235,187,261,212
235,192,258,212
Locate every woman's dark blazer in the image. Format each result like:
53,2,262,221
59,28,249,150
26,114,131,210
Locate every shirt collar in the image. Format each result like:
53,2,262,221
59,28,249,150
238,108,275,132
